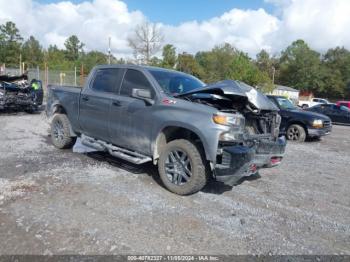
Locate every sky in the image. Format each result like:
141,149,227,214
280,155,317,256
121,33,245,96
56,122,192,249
1,0,350,58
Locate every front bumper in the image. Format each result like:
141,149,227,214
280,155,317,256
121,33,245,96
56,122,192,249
215,136,286,186
307,126,332,137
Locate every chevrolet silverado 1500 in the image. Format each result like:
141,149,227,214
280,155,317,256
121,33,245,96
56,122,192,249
46,65,286,195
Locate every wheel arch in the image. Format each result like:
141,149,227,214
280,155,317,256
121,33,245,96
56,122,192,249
51,105,77,137
152,125,210,164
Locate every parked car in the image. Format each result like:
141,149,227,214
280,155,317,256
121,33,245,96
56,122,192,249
46,65,286,195
336,100,350,109
306,104,350,125
267,95,332,142
298,97,330,109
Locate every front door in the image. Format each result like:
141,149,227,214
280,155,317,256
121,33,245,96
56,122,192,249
109,69,156,155
79,68,124,141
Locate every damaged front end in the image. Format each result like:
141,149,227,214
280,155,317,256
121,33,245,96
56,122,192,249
0,75,36,111
179,80,287,186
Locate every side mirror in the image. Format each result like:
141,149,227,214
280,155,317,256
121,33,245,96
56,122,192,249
131,88,154,105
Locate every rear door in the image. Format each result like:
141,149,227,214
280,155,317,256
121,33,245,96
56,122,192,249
79,68,124,142
109,69,156,155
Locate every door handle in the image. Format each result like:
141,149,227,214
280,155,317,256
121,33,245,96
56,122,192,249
82,96,89,101
112,100,122,107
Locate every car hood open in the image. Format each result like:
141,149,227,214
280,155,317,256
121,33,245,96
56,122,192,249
178,80,278,111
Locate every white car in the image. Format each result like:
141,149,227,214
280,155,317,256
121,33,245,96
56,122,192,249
298,98,330,109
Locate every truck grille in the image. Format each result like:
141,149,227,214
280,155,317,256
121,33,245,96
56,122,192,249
323,120,331,127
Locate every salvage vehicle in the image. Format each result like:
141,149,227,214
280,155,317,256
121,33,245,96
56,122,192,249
46,65,286,195
0,74,42,112
267,95,332,142
306,104,350,125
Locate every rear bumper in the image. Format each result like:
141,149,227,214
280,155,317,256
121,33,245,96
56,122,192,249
215,136,286,186
307,126,332,137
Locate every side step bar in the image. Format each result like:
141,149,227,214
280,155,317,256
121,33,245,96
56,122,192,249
81,134,152,165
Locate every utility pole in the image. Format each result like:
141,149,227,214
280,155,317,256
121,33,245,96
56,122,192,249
272,66,275,85
108,36,111,65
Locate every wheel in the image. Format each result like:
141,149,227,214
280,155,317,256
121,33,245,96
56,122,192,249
50,114,76,149
158,139,208,195
301,104,308,109
286,124,306,142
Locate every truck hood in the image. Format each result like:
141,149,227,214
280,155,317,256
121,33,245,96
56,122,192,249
289,108,331,121
178,80,278,111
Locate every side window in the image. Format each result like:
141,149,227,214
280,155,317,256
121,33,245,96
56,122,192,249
91,68,122,93
120,69,155,97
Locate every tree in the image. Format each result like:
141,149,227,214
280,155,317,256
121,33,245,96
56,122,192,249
161,44,176,68
64,35,84,61
176,52,203,78
22,36,43,67
0,21,23,67
44,45,74,70
195,43,238,83
230,51,272,91
80,51,108,73
279,40,323,92
128,22,163,64
321,47,350,97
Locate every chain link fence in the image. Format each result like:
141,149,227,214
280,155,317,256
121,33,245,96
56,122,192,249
2,66,88,103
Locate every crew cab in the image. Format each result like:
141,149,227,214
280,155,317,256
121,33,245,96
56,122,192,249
46,65,286,195
267,95,332,142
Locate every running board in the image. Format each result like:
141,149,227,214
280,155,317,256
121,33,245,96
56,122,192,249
81,135,152,165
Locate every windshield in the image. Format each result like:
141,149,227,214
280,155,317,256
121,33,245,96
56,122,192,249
149,69,205,95
276,97,296,109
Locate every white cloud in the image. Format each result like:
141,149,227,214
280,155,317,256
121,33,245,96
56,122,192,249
0,0,349,58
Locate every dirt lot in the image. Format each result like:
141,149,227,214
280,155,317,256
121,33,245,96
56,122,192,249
0,112,349,255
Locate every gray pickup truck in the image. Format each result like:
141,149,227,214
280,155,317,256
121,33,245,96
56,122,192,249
46,65,286,195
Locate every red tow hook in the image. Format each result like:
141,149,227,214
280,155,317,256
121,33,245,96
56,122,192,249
250,164,257,173
270,157,282,165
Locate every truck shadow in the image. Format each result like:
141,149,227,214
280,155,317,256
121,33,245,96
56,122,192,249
85,152,261,195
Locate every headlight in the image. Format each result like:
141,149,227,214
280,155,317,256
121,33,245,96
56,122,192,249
312,119,323,128
212,114,244,126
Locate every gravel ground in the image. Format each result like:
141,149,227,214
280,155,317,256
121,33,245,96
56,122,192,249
0,112,349,255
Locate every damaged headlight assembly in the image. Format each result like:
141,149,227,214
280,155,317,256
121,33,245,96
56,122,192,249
213,113,245,141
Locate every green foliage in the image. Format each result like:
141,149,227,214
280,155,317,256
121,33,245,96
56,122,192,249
279,40,323,91
22,36,43,67
176,52,203,78
64,35,84,61
44,45,74,70
162,44,176,69
79,51,108,73
0,21,23,67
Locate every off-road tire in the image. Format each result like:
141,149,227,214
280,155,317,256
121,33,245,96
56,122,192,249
50,114,76,149
158,139,209,195
287,124,306,142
